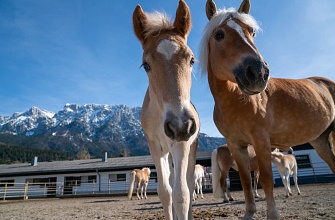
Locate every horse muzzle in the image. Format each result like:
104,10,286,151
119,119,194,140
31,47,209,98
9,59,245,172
164,110,197,142
233,56,269,95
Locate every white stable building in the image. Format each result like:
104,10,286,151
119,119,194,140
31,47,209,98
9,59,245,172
0,146,334,200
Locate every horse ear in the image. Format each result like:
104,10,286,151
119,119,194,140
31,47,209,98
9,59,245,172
132,5,147,44
206,0,217,20
238,0,251,14
174,0,191,38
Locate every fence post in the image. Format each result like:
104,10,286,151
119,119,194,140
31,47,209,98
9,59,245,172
93,180,95,194
44,183,47,196
74,180,77,195
3,183,7,201
23,183,29,200
58,182,63,196
311,163,318,183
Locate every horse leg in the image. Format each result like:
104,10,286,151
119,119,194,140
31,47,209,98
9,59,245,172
139,183,142,199
228,143,255,219
253,170,261,198
286,171,292,196
226,182,234,201
309,129,335,173
195,180,199,199
279,171,289,197
136,182,141,200
144,182,148,199
192,179,197,201
220,170,230,202
149,142,173,220
199,177,204,199
185,140,197,220
252,140,280,220
293,164,301,195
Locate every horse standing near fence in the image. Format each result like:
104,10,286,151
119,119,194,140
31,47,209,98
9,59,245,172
199,0,335,219
132,1,200,219
193,164,205,200
128,167,151,200
211,144,260,203
271,148,301,197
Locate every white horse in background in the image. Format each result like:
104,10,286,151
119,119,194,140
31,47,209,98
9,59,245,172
271,148,301,197
193,164,205,200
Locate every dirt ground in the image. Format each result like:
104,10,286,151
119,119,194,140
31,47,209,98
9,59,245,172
0,182,334,220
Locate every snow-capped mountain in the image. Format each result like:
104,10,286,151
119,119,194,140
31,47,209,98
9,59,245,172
0,104,225,157
0,103,141,136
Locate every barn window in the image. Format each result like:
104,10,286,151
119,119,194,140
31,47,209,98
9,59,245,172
109,174,126,182
295,154,312,169
81,175,96,183
0,179,14,187
25,177,56,187
88,175,96,183
150,172,158,183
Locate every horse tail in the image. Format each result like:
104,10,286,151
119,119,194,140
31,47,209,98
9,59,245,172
128,170,136,199
211,148,223,198
330,131,335,156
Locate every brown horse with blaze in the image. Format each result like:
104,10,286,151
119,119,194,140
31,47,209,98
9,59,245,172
200,0,335,219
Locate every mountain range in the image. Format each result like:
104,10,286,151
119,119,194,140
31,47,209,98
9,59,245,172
0,104,225,158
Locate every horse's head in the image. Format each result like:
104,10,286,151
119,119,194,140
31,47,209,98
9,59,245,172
133,0,197,142
200,0,269,95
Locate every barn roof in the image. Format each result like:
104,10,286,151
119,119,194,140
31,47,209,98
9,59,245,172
0,151,212,178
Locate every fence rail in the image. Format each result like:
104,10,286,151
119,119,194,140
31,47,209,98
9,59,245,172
0,162,334,201
0,180,160,201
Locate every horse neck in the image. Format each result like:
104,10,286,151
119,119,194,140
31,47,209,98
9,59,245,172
271,154,283,165
144,168,150,175
207,69,249,105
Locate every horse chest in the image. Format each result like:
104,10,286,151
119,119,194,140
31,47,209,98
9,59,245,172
213,101,257,141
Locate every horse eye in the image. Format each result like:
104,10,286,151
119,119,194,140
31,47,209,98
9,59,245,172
214,30,225,41
141,61,151,72
249,28,256,37
252,30,256,37
190,57,195,67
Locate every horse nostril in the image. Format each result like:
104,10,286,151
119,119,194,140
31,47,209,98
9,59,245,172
188,118,196,137
164,121,175,140
262,66,270,81
246,66,257,82
164,117,197,141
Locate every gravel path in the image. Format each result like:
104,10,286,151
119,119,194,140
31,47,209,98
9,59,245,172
0,183,334,219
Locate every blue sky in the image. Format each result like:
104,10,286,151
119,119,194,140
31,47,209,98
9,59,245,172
1,0,335,137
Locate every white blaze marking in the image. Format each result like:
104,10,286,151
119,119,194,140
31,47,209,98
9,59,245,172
227,20,257,53
157,39,179,60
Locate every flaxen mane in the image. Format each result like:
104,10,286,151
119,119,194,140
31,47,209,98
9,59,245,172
143,12,173,39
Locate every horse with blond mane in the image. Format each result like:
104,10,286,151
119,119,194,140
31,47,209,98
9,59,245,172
193,164,205,200
132,1,200,219
211,144,260,203
199,0,335,219
271,148,301,197
128,167,151,200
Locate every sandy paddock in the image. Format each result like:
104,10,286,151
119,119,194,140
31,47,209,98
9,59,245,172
0,183,334,220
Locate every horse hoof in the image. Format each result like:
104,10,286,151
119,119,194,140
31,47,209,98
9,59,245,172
298,192,301,195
